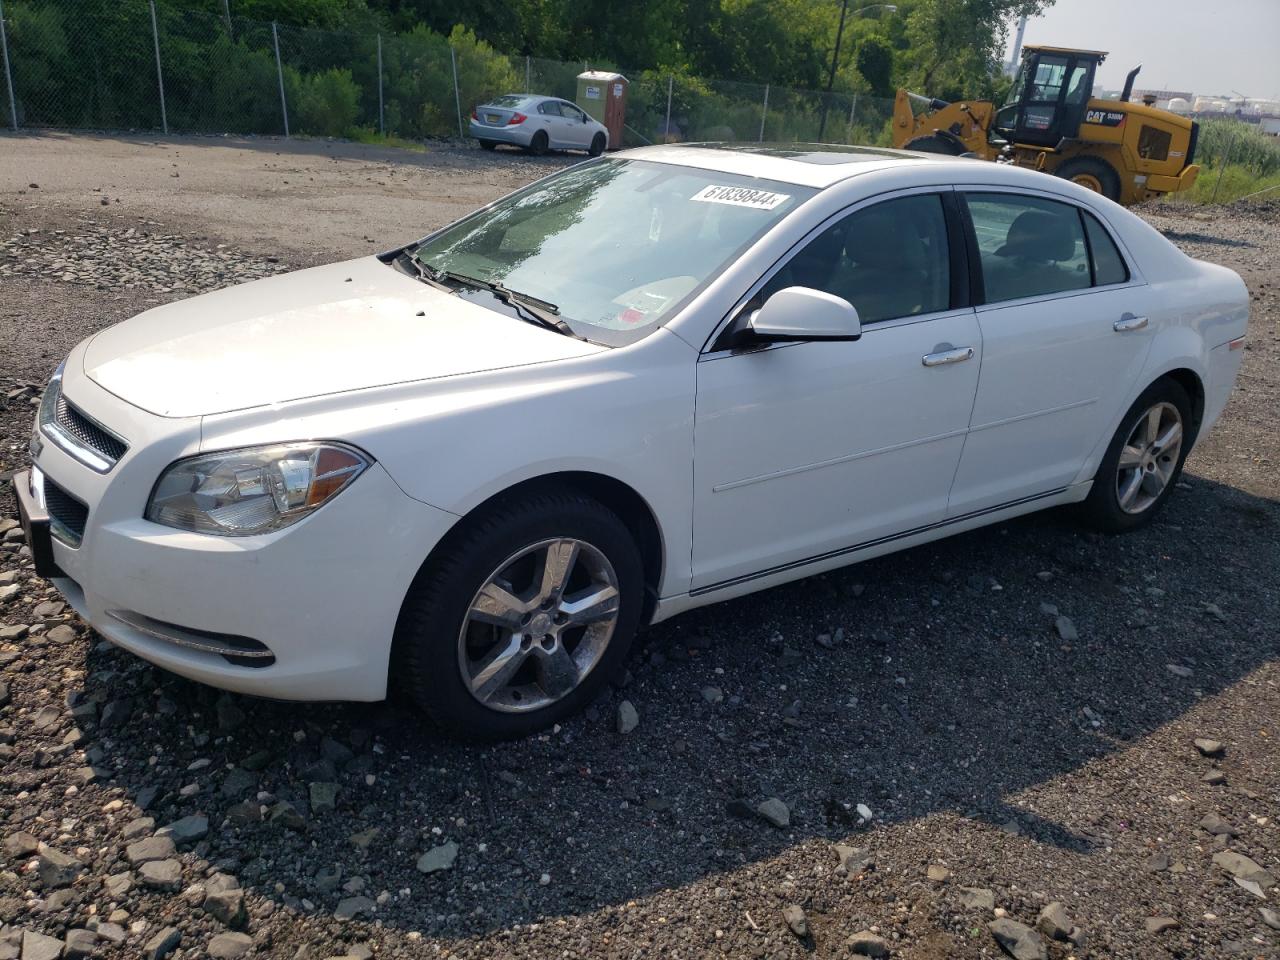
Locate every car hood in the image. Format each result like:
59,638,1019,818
82,257,604,417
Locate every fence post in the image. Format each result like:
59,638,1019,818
525,55,530,94
849,93,857,127
664,75,673,141
0,0,16,132
272,21,289,137
148,1,168,134
450,45,463,137
759,84,769,142
1210,126,1239,203
376,34,384,137
222,0,233,38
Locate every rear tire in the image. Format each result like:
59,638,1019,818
478,139,497,151
527,130,549,156
903,133,965,155
394,492,644,740
1079,377,1194,533
1055,156,1122,203
589,132,606,157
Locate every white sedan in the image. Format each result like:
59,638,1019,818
14,144,1248,739
469,94,609,156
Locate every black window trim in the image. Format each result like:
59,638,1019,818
956,186,1141,309
702,185,974,356
1078,207,1131,287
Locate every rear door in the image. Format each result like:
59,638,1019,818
947,189,1155,515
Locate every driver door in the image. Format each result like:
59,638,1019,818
690,191,983,592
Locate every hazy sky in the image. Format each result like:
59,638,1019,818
1005,0,1280,99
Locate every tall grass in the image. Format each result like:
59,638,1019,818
1196,118,1280,178
1171,118,1280,203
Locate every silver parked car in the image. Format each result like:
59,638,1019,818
469,94,609,156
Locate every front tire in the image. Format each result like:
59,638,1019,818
589,132,606,157
1080,378,1193,533
394,491,644,739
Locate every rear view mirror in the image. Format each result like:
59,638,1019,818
749,286,862,341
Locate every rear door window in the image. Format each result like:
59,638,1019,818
965,193,1090,303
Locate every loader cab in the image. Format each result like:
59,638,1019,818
994,47,1104,147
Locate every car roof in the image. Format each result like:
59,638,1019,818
616,142,956,189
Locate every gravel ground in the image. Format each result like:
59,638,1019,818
1,134,1278,960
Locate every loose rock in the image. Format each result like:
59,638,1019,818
1036,902,1072,941
781,903,808,938
989,918,1047,960
616,700,639,734
755,797,790,828
207,932,254,959
144,926,181,960
416,841,459,874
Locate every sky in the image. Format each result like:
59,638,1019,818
1004,0,1280,100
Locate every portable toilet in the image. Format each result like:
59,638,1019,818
576,71,628,149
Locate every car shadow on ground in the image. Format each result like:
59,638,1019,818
67,470,1279,938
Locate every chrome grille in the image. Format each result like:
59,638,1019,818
55,394,128,464
43,476,89,547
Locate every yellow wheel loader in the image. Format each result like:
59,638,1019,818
892,46,1200,205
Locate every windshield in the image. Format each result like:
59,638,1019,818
408,159,815,345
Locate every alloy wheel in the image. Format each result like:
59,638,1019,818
1116,401,1183,514
458,538,620,712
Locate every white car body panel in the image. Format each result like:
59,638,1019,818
82,258,602,417
22,145,1249,703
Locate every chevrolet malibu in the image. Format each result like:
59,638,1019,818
14,144,1249,739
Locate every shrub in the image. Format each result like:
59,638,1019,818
291,67,361,136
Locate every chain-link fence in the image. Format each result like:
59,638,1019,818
0,0,896,148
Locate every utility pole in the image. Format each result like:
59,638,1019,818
1007,13,1027,75
818,3,896,142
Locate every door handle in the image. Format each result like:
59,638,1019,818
1114,314,1149,332
922,346,975,367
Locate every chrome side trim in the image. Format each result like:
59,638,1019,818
690,486,1068,597
42,421,116,473
106,609,274,661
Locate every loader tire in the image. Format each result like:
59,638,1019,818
903,134,965,155
1056,156,1122,203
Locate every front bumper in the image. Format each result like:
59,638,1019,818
21,367,457,702
1147,164,1200,195
468,119,533,147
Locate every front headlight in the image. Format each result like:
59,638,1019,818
34,360,66,454
146,442,370,536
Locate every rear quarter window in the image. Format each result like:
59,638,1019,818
1082,212,1130,286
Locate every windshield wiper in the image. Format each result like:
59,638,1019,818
429,269,583,340
395,251,453,292
403,255,586,341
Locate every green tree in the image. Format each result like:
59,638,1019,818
898,0,1052,100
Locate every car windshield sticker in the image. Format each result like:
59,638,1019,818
691,185,791,210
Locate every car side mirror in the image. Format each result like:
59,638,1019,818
748,286,862,341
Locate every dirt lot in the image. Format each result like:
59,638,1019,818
1,132,1278,960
